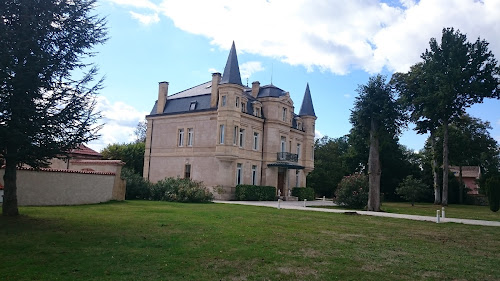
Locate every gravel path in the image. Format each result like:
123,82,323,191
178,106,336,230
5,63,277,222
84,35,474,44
214,200,500,227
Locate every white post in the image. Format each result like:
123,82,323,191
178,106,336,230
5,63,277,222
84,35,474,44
441,207,445,219
323,196,325,201
436,210,440,223
278,199,281,209
303,199,307,207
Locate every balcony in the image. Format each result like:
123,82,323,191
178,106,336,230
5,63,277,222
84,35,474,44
277,152,298,162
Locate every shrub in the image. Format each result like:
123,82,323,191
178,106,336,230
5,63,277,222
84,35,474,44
235,185,276,201
121,168,151,200
486,176,500,212
335,174,368,209
292,187,315,201
151,178,213,203
396,175,429,206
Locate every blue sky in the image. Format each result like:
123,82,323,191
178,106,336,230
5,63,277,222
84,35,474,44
87,0,500,152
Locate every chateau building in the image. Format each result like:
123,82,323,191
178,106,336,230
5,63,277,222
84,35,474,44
143,43,316,199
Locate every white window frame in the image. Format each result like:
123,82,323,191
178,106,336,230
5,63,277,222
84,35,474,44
178,128,184,147
219,124,225,144
281,137,286,153
233,126,238,145
282,107,287,122
236,163,242,185
253,132,259,150
239,128,245,148
221,95,227,107
187,128,193,146
297,143,301,159
252,165,257,185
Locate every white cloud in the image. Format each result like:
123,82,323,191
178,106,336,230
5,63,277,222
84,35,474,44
240,61,264,80
87,97,148,152
109,0,500,75
315,129,324,140
208,67,218,73
129,11,159,25
343,94,351,99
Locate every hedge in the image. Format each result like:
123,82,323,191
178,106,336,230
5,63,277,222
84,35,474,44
235,185,276,201
292,187,315,201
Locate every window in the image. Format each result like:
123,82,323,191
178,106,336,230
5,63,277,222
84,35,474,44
282,107,287,122
252,165,257,185
295,170,299,187
253,132,259,150
236,97,239,107
178,129,184,147
233,126,238,145
236,163,242,185
185,164,191,179
241,102,246,113
187,128,193,146
281,137,286,153
297,143,301,159
239,128,245,148
221,95,227,107
219,125,225,144
189,101,196,110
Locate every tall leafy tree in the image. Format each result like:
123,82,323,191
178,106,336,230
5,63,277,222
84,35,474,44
393,27,500,206
350,75,403,211
307,136,350,197
0,0,107,216
101,142,146,176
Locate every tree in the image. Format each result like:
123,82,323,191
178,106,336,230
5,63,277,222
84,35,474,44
350,75,403,211
396,175,429,206
0,0,107,216
486,176,500,212
307,136,350,197
393,28,500,206
101,142,145,176
134,119,147,143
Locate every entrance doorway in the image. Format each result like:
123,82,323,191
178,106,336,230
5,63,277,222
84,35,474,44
277,168,286,196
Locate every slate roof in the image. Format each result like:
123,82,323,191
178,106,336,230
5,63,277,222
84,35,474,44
298,83,316,117
220,41,243,86
256,84,287,98
150,82,215,115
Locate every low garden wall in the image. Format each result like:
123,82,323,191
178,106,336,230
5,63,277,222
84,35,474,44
0,168,125,206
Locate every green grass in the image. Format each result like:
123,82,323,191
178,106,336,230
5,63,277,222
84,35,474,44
1,201,499,280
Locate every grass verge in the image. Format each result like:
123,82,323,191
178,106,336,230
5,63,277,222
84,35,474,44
1,200,499,280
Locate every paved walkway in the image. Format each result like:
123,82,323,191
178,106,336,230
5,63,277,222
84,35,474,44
214,200,500,227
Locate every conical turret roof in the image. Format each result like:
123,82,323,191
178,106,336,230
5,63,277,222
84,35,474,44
220,41,243,86
298,83,316,117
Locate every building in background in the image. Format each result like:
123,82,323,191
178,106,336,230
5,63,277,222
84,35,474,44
144,42,316,199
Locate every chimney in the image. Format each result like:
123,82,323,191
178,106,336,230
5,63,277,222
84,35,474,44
157,81,169,114
251,81,260,98
210,73,221,108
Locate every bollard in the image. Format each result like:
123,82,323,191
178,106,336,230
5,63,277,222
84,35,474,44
441,207,445,219
278,199,281,209
323,196,326,201
436,210,440,223
304,199,307,207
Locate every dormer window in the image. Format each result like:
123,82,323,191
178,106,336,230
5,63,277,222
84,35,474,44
282,107,287,122
189,101,197,111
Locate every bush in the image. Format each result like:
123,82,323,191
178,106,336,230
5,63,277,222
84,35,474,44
292,187,315,201
335,174,368,209
151,178,213,203
121,168,151,200
486,176,500,212
396,175,429,206
235,185,276,201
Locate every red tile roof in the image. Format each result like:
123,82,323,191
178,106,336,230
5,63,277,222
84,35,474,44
70,144,102,158
1,167,115,176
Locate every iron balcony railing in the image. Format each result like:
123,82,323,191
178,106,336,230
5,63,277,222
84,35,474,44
277,152,298,162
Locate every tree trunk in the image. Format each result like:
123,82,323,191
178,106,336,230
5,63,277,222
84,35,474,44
430,133,441,204
367,119,381,211
459,165,463,204
2,155,19,216
442,121,449,206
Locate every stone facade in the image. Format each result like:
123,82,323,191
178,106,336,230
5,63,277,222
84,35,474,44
143,43,316,199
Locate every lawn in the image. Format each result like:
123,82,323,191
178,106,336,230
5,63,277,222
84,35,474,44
1,201,499,280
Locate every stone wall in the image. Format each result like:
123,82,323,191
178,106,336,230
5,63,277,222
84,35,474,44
0,168,125,206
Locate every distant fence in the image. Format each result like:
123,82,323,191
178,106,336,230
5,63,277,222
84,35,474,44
0,168,125,206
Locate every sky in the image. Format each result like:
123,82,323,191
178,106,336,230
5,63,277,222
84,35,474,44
87,0,500,152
